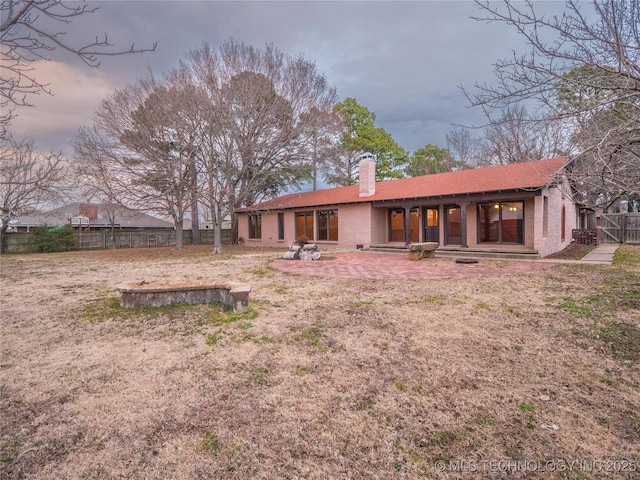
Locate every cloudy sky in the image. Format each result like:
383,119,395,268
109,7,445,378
9,1,568,158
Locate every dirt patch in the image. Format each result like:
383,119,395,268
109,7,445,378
1,245,639,479
544,242,597,260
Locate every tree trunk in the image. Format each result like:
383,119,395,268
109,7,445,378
110,222,116,248
191,160,200,245
174,218,184,250
231,212,239,244
191,199,200,245
0,222,8,254
212,205,222,254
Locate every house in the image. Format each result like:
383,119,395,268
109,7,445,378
236,157,577,258
7,203,174,232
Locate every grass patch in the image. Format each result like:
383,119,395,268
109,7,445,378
210,307,258,326
557,296,591,317
475,302,492,311
205,308,259,347
206,332,224,346
83,298,259,330
83,297,197,323
596,321,640,361
423,295,447,305
518,402,536,413
245,367,269,387
202,434,220,454
613,245,640,266
475,415,495,426
291,325,326,349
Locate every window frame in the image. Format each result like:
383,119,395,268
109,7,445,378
316,209,339,241
477,201,524,244
277,212,285,241
295,211,314,241
248,213,262,240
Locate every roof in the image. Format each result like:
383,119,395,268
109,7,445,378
11,203,174,229
240,157,568,212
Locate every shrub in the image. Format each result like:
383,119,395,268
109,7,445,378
30,225,75,253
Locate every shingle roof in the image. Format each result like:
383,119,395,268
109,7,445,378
13,203,174,228
241,157,568,212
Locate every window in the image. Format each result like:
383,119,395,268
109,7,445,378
543,196,549,238
295,211,314,241
409,207,419,243
248,214,261,239
278,213,285,240
478,202,523,244
317,210,339,241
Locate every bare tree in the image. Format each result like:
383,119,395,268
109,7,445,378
74,78,198,249
299,107,344,190
0,133,66,252
2,1,156,246
72,125,127,244
1,0,156,130
465,0,640,207
475,104,567,166
74,39,337,253
446,128,479,168
176,39,338,252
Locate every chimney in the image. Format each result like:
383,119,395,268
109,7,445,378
359,153,376,197
79,203,98,220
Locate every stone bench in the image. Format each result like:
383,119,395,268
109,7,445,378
407,242,439,261
116,281,251,312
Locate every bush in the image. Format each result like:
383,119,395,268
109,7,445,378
30,225,75,253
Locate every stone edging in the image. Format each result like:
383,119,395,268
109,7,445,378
116,281,251,312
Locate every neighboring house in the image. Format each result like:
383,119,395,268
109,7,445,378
7,203,174,232
237,157,577,258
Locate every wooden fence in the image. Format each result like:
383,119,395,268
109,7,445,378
599,213,640,244
3,229,232,253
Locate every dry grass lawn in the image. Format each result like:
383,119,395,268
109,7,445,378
1,245,639,479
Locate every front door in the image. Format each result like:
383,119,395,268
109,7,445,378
445,205,462,245
424,207,439,242
389,208,420,243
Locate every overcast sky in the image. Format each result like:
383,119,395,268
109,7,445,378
9,0,569,158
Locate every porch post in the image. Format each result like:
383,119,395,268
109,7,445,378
404,206,411,245
460,201,468,248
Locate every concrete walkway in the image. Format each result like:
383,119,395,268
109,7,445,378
580,244,619,264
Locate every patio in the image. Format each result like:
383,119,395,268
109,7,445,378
269,251,551,279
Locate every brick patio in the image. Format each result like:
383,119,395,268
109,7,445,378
269,251,551,279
